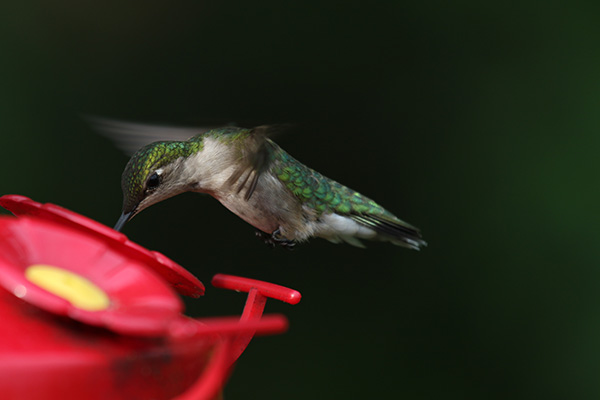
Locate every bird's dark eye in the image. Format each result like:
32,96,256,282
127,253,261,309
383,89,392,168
146,172,161,190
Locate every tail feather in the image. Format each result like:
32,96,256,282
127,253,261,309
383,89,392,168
351,214,427,250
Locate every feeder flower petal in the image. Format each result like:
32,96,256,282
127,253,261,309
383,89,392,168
0,195,204,297
0,216,184,336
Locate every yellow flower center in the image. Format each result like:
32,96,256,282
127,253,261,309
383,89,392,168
25,265,110,311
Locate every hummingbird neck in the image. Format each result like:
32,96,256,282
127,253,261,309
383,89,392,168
181,135,250,194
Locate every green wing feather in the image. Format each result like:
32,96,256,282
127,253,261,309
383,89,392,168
270,143,426,249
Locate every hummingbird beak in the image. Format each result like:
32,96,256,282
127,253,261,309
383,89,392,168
113,211,133,232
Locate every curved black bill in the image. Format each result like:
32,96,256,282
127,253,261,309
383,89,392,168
114,211,132,232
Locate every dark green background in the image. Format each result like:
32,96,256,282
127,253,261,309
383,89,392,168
2,1,599,399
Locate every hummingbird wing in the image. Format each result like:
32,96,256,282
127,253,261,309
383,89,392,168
226,125,291,201
87,116,216,156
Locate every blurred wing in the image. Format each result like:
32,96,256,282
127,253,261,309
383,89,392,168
226,124,291,201
87,116,215,156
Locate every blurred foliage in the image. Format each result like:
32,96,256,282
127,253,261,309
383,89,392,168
1,1,600,399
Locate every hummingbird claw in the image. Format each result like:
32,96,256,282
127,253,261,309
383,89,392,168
255,229,296,250
255,230,276,248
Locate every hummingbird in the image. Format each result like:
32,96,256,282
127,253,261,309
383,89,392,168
99,119,426,250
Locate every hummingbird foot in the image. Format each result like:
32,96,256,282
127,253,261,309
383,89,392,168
255,228,296,250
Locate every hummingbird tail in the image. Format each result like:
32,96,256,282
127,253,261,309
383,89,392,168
351,214,427,250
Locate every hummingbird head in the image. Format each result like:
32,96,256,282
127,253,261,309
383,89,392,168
114,140,202,231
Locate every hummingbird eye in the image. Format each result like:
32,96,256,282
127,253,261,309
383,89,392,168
146,171,161,190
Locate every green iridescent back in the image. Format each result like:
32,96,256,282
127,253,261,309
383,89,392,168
121,136,204,212
269,141,397,220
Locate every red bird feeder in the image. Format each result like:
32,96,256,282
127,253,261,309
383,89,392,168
0,195,301,400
